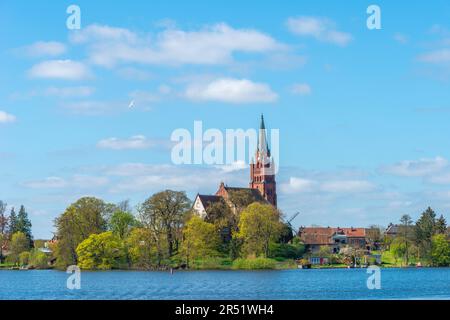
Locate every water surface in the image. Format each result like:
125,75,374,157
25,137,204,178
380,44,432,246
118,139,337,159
0,268,449,300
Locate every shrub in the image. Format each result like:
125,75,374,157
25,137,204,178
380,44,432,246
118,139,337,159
29,249,49,269
231,257,277,270
269,242,305,259
19,251,30,266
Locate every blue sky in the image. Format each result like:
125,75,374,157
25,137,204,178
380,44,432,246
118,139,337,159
1,0,450,238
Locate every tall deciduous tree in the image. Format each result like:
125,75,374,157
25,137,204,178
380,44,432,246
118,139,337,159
236,203,282,258
431,234,450,267
138,190,191,260
54,197,112,267
181,215,220,267
8,231,30,265
109,210,137,239
399,214,413,265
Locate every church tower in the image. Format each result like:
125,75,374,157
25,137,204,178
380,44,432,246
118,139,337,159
249,114,277,207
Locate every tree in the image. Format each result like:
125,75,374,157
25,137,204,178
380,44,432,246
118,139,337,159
8,231,30,265
0,201,7,261
109,210,137,239
181,216,220,267
8,207,18,235
16,205,33,245
19,251,30,266
126,228,159,269
76,231,125,270
228,189,258,214
29,249,49,269
138,190,191,260
235,203,282,258
54,197,112,267
435,215,447,235
415,207,437,262
399,214,413,265
430,234,450,267
390,237,407,266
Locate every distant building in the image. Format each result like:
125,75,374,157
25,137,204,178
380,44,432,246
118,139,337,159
193,115,276,218
298,227,368,253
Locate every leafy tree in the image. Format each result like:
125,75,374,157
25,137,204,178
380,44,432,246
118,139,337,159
29,249,49,269
435,215,447,235
8,231,30,264
415,207,437,262
138,190,191,259
181,216,220,267
54,197,112,267
228,189,258,214
19,251,30,266
431,234,450,266
126,228,158,269
390,237,407,266
235,203,282,258
399,214,413,265
76,231,125,270
16,205,33,245
109,210,137,239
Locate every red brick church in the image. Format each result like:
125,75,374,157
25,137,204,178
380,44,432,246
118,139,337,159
193,115,277,217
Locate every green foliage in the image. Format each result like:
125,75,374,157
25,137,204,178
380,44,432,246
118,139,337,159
29,249,49,269
435,215,448,235
9,231,30,263
232,257,277,270
431,234,450,266
125,228,159,269
189,257,232,270
76,231,125,270
54,197,112,267
19,251,30,266
17,205,33,244
181,215,221,266
138,190,191,259
269,242,305,259
236,203,282,258
109,210,137,239
390,237,407,265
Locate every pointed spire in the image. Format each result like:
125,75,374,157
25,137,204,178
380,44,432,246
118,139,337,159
258,114,269,160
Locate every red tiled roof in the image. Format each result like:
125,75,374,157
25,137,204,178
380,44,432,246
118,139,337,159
299,227,366,245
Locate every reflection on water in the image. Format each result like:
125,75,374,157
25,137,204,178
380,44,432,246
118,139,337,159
0,268,449,300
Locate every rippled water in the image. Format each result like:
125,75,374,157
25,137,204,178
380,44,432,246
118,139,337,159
0,268,449,300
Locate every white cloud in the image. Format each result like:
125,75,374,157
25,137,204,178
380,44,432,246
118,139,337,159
23,175,108,189
215,160,247,173
418,49,450,64
97,135,160,150
381,157,448,177
286,16,352,46
25,41,67,57
281,177,375,194
23,177,67,189
28,60,92,80
0,111,16,123
70,23,284,67
290,83,312,95
61,100,124,115
185,78,278,104
320,180,375,193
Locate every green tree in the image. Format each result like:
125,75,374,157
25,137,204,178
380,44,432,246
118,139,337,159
76,231,125,270
8,231,30,264
29,249,49,269
16,205,33,245
19,251,30,266
390,237,407,266
415,207,437,262
435,215,447,235
126,228,158,269
138,190,191,260
235,203,282,258
8,207,18,235
399,214,413,265
181,216,220,267
109,210,137,239
54,197,112,267
228,189,258,214
430,234,450,266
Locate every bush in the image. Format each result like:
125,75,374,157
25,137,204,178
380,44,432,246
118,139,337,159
232,257,277,270
190,257,232,270
269,242,305,259
19,251,30,266
29,250,49,269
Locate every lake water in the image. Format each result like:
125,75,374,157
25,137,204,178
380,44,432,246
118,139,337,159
0,268,449,300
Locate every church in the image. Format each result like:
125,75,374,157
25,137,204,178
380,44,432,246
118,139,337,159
193,115,277,218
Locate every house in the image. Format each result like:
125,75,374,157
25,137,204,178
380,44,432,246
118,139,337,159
298,227,368,253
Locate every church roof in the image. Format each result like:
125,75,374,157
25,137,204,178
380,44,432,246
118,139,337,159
223,186,266,202
197,194,223,209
